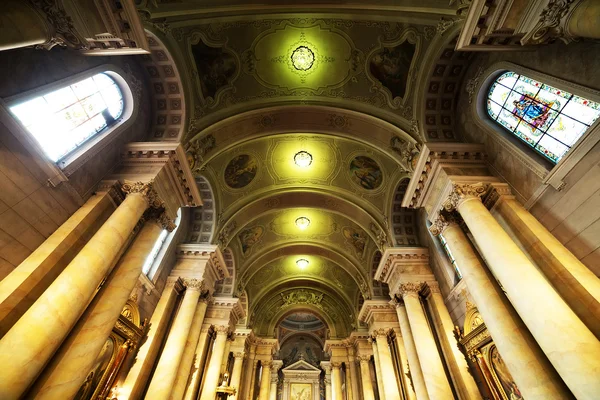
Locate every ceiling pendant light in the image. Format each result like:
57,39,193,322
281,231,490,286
294,151,312,167
291,46,315,71
296,258,309,269
295,216,310,230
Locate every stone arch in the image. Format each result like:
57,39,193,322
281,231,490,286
267,304,340,339
188,176,216,244
389,177,419,246
142,30,187,141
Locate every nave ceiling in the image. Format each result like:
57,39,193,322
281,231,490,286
135,0,471,337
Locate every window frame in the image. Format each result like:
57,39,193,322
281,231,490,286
2,64,137,185
474,62,600,195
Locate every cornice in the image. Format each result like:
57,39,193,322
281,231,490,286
375,247,429,283
358,299,396,323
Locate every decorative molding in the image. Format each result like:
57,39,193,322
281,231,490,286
183,278,204,291
465,66,484,105
442,183,489,212
521,0,580,45
399,282,423,297
28,0,87,50
121,180,164,209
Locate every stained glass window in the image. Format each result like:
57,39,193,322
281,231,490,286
142,229,169,276
10,73,124,163
487,71,600,163
440,234,462,280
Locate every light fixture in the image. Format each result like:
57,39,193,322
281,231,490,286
295,216,311,230
296,258,309,269
294,151,312,167
291,46,315,71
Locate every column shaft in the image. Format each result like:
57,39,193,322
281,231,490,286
497,197,600,338
230,353,245,399
199,326,229,400
371,339,386,400
566,0,600,39
358,358,375,400
374,332,402,400
348,358,361,400
458,194,600,399
331,363,344,400
440,221,572,399
28,220,164,399
395,304,429,400
120,278,181,399
147,279,203,399
183,325,213,400
0,189,150,399
0,1,51,51
392,331,416,400
257,362,272,400
247,359,259,400
171,299,209,400
0,191,114,337
402,286,454,399
242,354,257,400
325,375,332,400
268,377,277,400
426,284,482,400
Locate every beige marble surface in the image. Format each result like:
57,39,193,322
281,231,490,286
442,222,572,400
459,196,600,399
374,333,402,400
29,220,163,399
199,326,229,400
0,191,148,399
358,357,376,400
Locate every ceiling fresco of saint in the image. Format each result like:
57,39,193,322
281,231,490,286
136,0,469,336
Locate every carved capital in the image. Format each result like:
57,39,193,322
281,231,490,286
372,328,389,338
234,352,245,359
399,282,423,298
429,209,461,236
215,325,229,335
28,0,88,50
357,355,371,363
330,361,342,369
122,180,164,209
427,282,441,294
262,360,273,368
442,183,489,212
183,278,204,292
523,0,579,45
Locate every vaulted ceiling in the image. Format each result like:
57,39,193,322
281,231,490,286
139,0,470,337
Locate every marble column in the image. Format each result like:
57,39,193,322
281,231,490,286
243,350,258,400
230,352,245,399
497,195,600,338
147,278,204,399
357,356,375,400
392,329,416,400
199,325,230,400
430,214,573,400
0,1,52,51
370,338,386,400
331,362,344,400
401,283,453,399
0,190,114,337
221,338,233,375
28,216,168,399
394,303,429,400
448,183,600,400
257,361,272,400
183,324,214,400
373,330,402,400
121,277,183,399
0,181,157,399
171,296,211,400
247,358,259,400
425,282,482,400
345,358,357,400
321,362,332,400
268,371,278,400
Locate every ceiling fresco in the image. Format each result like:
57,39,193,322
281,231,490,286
137,2,468,337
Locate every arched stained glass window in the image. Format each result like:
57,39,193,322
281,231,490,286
10,73,124,162
487,71,600,163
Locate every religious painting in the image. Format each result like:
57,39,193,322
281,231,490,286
342,227,366,255
191,40,237,100
349,156,382,190
224,154,258,189
369,41,416,99
74,337,115,400
490,347,524,400
238,225,264,254
291,383,312,400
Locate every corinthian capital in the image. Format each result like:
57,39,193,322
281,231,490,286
121,180,164,209
443,183,489,212
399,282,423,298
183,278,204,292
357,355,371,363
330,361,342,369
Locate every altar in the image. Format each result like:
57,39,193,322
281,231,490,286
280,358,322,400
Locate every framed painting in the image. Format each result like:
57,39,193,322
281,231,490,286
290,383,312,400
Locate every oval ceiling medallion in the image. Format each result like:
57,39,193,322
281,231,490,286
224,154,258,188
349,156,383,190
